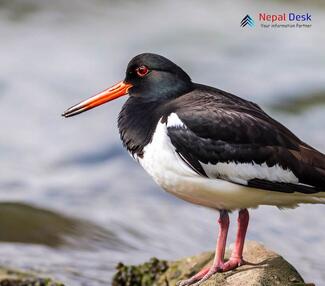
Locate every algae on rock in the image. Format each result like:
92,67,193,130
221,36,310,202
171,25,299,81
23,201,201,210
0,267,64,286
113,257,168,286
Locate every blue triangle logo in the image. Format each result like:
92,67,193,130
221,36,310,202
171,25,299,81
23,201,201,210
241,15,255,27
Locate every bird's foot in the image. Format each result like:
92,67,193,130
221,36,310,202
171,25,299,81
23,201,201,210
177,257,246,286
222,256,245,271
177,263,224,286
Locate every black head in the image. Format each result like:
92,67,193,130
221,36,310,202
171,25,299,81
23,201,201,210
62,53,193,117
124,53,193,102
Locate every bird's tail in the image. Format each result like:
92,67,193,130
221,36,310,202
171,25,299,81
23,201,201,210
290,144,325,190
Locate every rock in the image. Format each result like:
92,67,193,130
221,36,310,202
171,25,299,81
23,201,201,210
112,241,313,286
0,267,64,286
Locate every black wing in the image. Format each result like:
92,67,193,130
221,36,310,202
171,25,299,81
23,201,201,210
165,85,325,194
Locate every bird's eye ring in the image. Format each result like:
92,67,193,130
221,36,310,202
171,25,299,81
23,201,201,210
136,65,149,77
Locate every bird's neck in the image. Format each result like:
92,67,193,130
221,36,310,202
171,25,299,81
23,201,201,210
118,97,165,158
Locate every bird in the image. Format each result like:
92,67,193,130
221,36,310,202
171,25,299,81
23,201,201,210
62,53,325,286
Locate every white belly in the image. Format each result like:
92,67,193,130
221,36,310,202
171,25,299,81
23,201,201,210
138,118,325,210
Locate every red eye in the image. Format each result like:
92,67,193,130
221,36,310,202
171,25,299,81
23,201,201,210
136,65,149,77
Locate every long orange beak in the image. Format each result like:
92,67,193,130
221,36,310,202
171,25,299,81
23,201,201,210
62,81,132,117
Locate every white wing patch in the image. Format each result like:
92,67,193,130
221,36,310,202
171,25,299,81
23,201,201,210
166,113,186,128
201,161,299,185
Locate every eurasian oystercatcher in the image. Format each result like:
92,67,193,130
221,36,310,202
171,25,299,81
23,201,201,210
62,53,325,286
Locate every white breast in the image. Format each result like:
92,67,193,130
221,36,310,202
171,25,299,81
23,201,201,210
137,113,325,210
138,114,197,189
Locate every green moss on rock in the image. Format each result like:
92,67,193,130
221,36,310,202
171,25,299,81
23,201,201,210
112,257,168,286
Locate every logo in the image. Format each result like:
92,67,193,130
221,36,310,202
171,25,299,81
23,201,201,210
240,13,312,29
240,15,255,27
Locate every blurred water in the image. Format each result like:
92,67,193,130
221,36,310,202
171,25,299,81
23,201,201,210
0,0,325,285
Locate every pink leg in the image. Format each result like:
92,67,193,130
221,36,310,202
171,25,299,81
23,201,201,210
178,210,229,286
211,210,229,268
223,209,249,271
